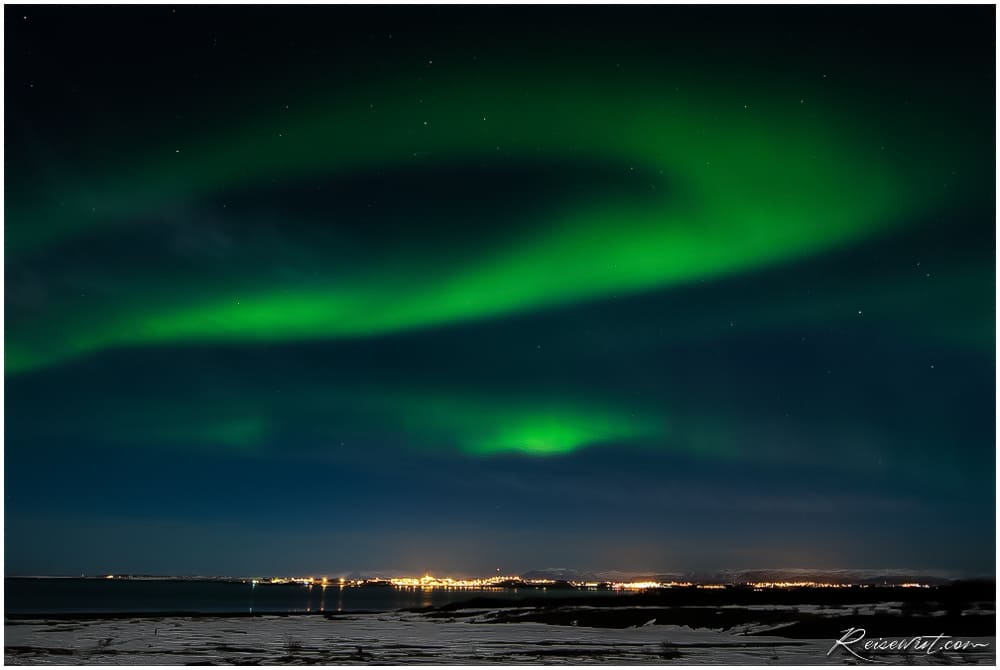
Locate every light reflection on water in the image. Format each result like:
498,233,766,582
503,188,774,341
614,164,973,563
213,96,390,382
5,578,628,615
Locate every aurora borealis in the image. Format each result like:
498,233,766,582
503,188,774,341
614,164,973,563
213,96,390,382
6,5,995,576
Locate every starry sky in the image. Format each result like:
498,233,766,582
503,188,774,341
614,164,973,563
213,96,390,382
5,5,995,577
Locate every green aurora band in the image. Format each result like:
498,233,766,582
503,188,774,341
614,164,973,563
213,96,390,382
7,63,989,458
7,68,975,374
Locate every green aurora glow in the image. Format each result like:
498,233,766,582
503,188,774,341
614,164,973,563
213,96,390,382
5,6,995,578
7,67,979,377
6,21,992,462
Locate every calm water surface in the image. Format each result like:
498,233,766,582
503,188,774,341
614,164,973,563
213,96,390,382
5,578,621,615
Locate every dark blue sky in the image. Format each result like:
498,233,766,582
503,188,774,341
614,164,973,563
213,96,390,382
5,5,995,577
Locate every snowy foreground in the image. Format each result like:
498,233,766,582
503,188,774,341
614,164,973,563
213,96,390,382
5,609,995,665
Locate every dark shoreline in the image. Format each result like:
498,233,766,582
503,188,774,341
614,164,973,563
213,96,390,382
6,582,995,635
412,581,997,610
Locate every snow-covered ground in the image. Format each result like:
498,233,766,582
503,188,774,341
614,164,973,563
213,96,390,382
5,610,995,665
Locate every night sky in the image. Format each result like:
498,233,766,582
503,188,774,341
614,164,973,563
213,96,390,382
5,5,995,577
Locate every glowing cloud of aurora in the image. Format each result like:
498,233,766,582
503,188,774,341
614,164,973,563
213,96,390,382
6,65,975,375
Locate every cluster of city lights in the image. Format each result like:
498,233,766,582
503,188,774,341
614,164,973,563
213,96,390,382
389,574,529,589
747,581,929,589
104,574,931,590
254,576,867,590
748,581,853,589
266,577,322,585
608,580,693,590
249,577,347,587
